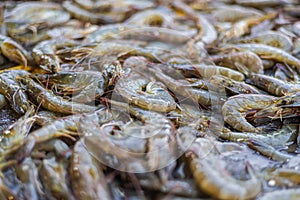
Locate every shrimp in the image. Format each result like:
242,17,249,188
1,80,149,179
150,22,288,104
146,64,213,106
62,1,120,24
33,139,71,159
82,104,177,172
253,91,300,121
63,0,145,24
156,62,244,81
212,5,263,22
187,138,261,200
35,71,107,103
225,43,300,69
222,94,277,132
210,51,264,74
195,64,245,81
0,35,32,66
70,140,112,200
6,2,70,45
209,75,260,95
87,41,164,67
231,31,293,52
12,108,112,162
248,73,300,96
222,12,277,40
15,158,43,200
114,68,177,112
218,125,297,147
39,157,75,200
0,106,35,172
125,56,215,106
270,168,300,186
0,70,31,114
170,0,217,44
32,38,79,73
85,24,194,44
20,77,97,114
34,111,64,126
247,139,294,162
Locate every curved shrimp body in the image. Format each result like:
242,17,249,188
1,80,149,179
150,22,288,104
15,108,112,162
20,77,97,114
0,35,32,66
222,94,276,132
63,0,152,24
6,2,70,30
170,0,217,44
232,31,293,52
0,70,31,114
6,2,70,45
269,168,300,186
210,51,264,74
124,56,216,106
14,115,79,160
196,14,218,45
188,138,261,200
70,140,112,200
222,12,277,40
62,1,121,24
248,73,300,96
32,39,79,73
35,71,107,103
115,69,176,112
0,106,35,162
82,107,176,172
229,43,300,69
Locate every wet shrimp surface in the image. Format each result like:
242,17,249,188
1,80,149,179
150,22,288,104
1,0,300,199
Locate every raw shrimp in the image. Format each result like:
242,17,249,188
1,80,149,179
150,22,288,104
114,69,176,112
222,94,276,132
248,139,294,162
210,51,264,74
0,70,31,114
187,138,261,200
32,38,79,72
20,77,97,114
70,140,112,200
225,43,300,69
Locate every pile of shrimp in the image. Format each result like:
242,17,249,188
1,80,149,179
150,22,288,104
0,0,300,199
